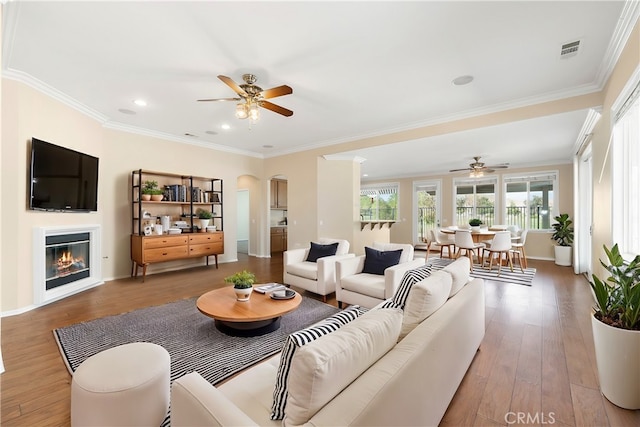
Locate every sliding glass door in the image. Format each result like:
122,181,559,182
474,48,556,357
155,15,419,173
413,180,441,244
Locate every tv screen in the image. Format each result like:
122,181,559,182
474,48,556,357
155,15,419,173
29,138,99,212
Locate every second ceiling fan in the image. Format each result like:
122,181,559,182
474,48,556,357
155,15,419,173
198,74,293,120
449,156,509,175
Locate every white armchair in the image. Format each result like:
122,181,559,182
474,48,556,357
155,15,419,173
283,238,354,302
336,242,425,309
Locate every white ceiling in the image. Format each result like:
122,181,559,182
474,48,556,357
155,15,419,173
3,1,637,180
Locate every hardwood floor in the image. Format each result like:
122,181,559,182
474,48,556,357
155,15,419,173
1,254,639,426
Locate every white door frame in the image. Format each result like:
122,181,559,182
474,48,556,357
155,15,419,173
412,180,442,245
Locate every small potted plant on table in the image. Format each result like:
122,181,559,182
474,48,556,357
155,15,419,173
590,244,640,409
468,218,483,232
225,270,256,302
142,180,164,201
551,213,573,266
196,208,212,232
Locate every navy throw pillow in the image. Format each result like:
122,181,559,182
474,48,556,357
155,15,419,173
362,247,403,275
305,242,339,262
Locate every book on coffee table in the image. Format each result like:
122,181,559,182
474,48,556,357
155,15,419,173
254,283,287,294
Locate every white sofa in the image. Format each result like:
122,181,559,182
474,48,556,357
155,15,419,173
336,242,425,309
283,238,354,302
171,257,485,427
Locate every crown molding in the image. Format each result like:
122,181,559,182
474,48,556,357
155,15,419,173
103,121,263,158
594,0,640,89
2,68,110,123
322,154,366,163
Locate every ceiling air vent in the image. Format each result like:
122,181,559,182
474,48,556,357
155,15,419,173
560,40,580,58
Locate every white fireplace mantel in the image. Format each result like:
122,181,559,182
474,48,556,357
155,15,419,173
33,224,104,306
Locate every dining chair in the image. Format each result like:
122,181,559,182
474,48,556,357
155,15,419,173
481,231,514,276
454,230,486,271
428,229,455,259
511,229,529,269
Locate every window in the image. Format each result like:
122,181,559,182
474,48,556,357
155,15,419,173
360,183,398,221
453,178,496,226
612,78,640,256
503,172,557,230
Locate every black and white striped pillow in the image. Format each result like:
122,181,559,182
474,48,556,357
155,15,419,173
381,264,433,310
270,305,365,420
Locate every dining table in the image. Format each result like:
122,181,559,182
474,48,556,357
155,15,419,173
440,227,496,243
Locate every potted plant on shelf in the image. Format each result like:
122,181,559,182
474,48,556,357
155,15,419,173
551,213,573,266
468,218,483,232
225,270,256,301
589,244,640,409
142,180,164,201
196,208,212,232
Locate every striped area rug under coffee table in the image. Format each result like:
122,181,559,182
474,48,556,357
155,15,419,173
54,295,340,426
427,257,536,286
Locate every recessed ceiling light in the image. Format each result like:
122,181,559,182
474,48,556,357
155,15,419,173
133,99,147,107
262,145,274,149
452,75,474,86
118,108,136,115
362,173,369,177
221,124,231,130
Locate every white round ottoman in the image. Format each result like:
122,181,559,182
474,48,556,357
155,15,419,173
71,342,171,426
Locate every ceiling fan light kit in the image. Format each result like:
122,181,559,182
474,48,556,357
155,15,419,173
199,73,293,123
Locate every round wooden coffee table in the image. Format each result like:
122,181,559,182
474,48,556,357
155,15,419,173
196,286,302,336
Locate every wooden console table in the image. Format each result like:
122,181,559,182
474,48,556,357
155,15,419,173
130,231,224,281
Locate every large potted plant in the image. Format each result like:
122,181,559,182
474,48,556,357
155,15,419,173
225,270,256,301
551,213,573,266
589,244,640,409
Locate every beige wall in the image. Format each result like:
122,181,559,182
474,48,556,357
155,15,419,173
591,19,640,278
1,79,264,312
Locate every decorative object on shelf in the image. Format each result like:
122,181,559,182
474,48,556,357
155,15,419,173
225,270,256,302
589,244,640,409
143,225,152,236
551,213,573,266
196,208,212,232
142,180,164,201
468,218,483,232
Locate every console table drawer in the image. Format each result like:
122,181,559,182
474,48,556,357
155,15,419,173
145,245,189,262
143,235,188,249
189,242,223,257
189,233,223,244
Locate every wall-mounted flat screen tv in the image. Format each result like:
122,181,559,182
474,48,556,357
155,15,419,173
29,138,99,212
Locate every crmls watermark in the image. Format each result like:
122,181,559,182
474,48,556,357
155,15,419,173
505,412,556,425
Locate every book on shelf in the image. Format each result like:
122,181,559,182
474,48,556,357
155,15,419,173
254,283,287,294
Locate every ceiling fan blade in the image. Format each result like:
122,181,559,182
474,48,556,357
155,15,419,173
218,75,248,97
485,164,509,169
485,169,496,173
448,168,472,172
260,85,293,99
197,97,241,102
260,100,294,117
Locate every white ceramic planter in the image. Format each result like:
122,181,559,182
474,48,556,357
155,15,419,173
198,219,210,231
554,245,572,266
591,315,640,409
234,286,253,302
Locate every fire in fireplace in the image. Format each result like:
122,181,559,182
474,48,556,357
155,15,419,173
45,232,90,290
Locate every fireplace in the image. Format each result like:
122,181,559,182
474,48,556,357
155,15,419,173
34,225,103,306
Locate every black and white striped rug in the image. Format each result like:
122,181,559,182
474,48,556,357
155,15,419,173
54,296,339,426
427,257,536,286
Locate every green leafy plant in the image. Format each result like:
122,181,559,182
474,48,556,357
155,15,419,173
196,208,212,219
590,244,640,330
468,218,483,227
142,180,163,196
224,270,256,289
551,213,574,247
